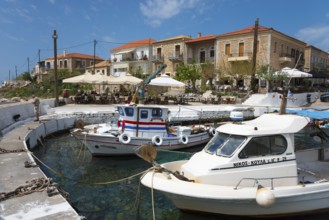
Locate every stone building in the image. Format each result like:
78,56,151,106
151,35,192,76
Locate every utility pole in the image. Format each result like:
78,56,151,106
15,65,17,79
27,57,30,74
53,30,59,107
251,18,259,93
93,39,97,74
38,49,41,63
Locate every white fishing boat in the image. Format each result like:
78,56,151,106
71,104,213,156
71,64,213,156
140,112,329,217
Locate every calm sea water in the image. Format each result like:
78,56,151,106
32,126,329,220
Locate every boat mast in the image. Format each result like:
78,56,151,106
131,64,167,104
251,18,259,93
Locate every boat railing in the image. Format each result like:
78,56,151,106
234,176,298,190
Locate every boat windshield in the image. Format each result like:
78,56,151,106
205,133,246,157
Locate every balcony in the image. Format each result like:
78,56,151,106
168,53,183,62
151,55,164,63
227,52,252,62
279,53,293,64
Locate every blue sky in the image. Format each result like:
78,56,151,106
1,0,329,83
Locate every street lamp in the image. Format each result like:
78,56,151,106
53,30,59,107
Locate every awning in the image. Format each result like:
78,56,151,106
308,70,329,78
114,49,136,54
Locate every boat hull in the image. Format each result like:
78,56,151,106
141,164,329,217
72,132,211,156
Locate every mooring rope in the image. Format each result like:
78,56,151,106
0,177,54,202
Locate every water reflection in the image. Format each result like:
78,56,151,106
32,126,329,220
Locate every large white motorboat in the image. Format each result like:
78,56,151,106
71,104,214,156
141,113,329,217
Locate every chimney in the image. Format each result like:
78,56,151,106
64,49,66,57
197,32,201,38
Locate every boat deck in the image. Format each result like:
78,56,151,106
298,161,329,183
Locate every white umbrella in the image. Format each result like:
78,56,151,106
63,73,114,84
275,67,312,78
149,74,185,87
108,75,142,85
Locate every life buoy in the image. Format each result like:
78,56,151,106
179,135,188,145
119,133,131,144
152,135,163,146
209,127,216,136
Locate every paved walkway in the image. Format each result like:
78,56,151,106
0,120,81,219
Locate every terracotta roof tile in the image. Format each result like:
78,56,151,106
153,35,192,43
86,60,111,69
46,52,104,60
186,34,216,43
218,25,272,37
111,38,155,52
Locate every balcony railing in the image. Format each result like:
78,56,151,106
227,52,252,62
168,53,183,62
151,55,164,63
279,53,293,63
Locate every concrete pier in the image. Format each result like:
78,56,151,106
0,118,81,219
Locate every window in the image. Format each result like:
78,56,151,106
117,107,124,116
140,110,148,119
200,48,206,63
225,44,231,55
59,60,63,68
239,135,287,159
157,48,162,56
124,107,134,117
210,46,215,58
64,60,68,68
175,45,180,57
274,42,277,53
239,42,244,56
217,135,246,157
152,108,162,117
205,133,229,154
204,133,246,157
291,49,295,57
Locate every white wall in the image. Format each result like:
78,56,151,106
0,99,55,132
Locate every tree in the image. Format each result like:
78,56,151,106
200,62,216,89
175,63,201,92
16,71,32,81
218,59,252,89
257,65,289,114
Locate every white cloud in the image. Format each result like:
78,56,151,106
64,5,72,15
30,4,37,10
48,0,55,4
5,33,24,41
102,36,115,42
0,17,13,24
296,25,329,50
139,0,201,27
91,6,98,12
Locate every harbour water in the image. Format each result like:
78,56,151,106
32,126,329,220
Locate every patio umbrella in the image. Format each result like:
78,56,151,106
107,74,142,85
63,73,114,84
149,74,185,87
275,67,312,78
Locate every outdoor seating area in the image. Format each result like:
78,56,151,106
71,90,133,104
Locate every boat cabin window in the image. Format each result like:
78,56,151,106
117,107,124,116
140,110,148,119
239,135,287,159
152,108,163,117
124,107,134,117
205,133,246,157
